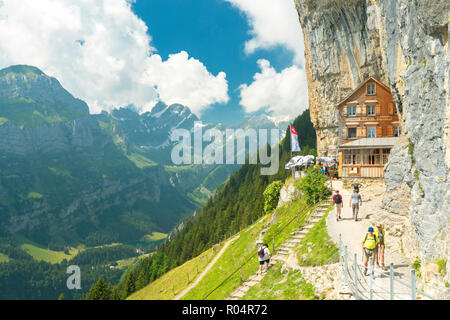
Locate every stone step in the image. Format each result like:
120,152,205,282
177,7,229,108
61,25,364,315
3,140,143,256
276,250,289,255
302,224,314,230
242,280,259,287
287,238,302,243
291,235,305,240
291,231,306,236
247,274,263,282
309,218,322,224
285,243,297,248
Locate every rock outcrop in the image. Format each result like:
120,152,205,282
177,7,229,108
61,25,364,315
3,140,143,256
294,0,449,269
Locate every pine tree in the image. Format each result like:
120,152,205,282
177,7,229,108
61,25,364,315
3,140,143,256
86,277,111,300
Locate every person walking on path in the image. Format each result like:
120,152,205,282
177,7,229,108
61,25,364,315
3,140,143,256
351,181,362,193
332,190,343,221
374,224,387,271
362,227,379,275
349,189,362,221
257,243,271,274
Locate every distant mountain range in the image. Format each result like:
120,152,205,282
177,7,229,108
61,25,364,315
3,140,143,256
0,65,291,248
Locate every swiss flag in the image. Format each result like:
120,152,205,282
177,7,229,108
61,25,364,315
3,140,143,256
290,125,298,135
290,125,301,152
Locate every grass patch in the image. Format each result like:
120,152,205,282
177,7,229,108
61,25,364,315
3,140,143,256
26,192,43,199
126,153,157,168
412,259,422,278
181,216,270,300
435,258,447,276
242,264,316,300
127,245,220,300
20,243,79,264
263,197,311,253
48,167,73,179
143,232,167,242
296,206,338,267
0,252,10,263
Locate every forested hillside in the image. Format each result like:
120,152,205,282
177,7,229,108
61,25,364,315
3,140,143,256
89,109,316,299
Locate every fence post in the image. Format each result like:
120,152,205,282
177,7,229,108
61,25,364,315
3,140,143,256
297,216,299,229
390,262,394,300
338,234,342,264
344,246,349,283
369,256,373,300
354,253,359,300
411,269,416,300
240,267,243,283
272,238,275,254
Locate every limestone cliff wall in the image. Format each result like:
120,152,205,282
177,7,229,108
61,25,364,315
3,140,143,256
294,0,449,270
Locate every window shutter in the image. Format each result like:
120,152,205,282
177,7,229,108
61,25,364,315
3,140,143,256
388,103,394,115
376,126,382,137
357,127,362,137
388,126,394,137
376,104,381,115
343,106,347,116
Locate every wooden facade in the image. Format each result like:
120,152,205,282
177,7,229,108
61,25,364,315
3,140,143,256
336,77,400,178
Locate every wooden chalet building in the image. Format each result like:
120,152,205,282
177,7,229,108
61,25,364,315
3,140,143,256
336,77,400,178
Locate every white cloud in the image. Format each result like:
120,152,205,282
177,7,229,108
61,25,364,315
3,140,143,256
144,51,229,115
225,0,304,65
0,0,228,115
239,59,308,121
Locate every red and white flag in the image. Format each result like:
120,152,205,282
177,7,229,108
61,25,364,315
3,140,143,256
290,125,301,152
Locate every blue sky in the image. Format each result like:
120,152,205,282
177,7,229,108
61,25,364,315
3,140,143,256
0,0,309,125
131,0,297,124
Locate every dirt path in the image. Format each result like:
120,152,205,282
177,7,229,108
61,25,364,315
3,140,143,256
326,180,413,299
173,235,238,300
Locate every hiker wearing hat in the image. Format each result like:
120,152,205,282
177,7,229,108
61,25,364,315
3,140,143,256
374,224,387,270
362,227,379,275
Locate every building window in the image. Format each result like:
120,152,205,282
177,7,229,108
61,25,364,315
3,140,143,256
351,149,360,164
367,84,375,95
382,149,390,164
394,126,400,137
393,103,397,114
347,127,357,138
344,150,351,164
367,127,376,138
367,105,376,116
343,150,360,164
347,105,356,116
364,149,380,165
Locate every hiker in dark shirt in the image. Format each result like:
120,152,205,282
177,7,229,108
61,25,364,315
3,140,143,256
332,190,343,221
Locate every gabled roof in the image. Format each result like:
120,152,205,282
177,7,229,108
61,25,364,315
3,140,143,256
335,77,391,108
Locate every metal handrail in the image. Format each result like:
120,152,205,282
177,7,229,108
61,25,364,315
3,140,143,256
338,234,436,300
202,200,321,300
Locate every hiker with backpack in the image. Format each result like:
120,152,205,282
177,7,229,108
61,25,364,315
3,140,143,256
349,189,362,221
257,243,271,274
332,190,343,221
362,227,379,275
374,224,387,270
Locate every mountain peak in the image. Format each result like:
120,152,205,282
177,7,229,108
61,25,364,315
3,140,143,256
0,65,46,77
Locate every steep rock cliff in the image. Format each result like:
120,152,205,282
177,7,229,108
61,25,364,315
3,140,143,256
294,0,449,271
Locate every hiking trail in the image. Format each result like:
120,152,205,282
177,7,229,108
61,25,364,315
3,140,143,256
173,235,239,300
226,201,331,300
326,180,414,299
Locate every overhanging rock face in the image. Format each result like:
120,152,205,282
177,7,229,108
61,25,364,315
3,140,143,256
294,0,449,263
